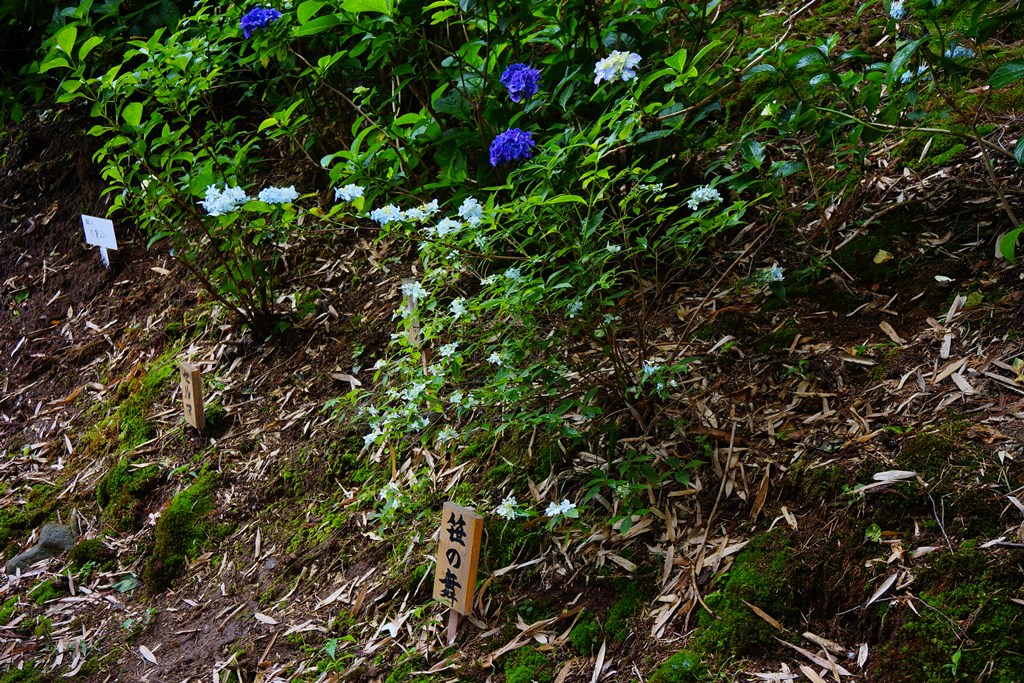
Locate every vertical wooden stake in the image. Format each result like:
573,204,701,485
179,362,205,432
446,610,463,646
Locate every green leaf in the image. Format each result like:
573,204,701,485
54,25,77,56
292,13,344,37
989,60,1024,88
1014,136,1024,165
888,38,923,85
342,0,393,15
742,63,777,80
665,48,688,72
998,227,1022,263
297,0,327,23
78,35,103,60
39,57,70,73
122,102,143,127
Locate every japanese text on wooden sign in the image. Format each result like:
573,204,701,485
179,362,205,431
432,502,482,615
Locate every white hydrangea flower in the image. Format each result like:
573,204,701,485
370,204,404,226
334,184,364,202
403,199,440,222
199,184,250,216
439,342,458,358
458,197,484,225
686,185,722,211
767,265,784,282
378,481,400,501
567,300,583,318
505,267,522,280
889,0,905,19
606,243,621,253
257,185,298,204
487,352,503,366
594,51,642,85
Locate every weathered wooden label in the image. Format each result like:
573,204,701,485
432,502,483,615
179,362,205,431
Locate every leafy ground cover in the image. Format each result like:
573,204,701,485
2,0,1024,681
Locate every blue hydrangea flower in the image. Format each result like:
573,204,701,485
500,63,541,103
889,0,906,19
240,7,282,39
199,185,250,216
489,128,535,167
945,44,975,60
257,185,298,204
594,51,642,85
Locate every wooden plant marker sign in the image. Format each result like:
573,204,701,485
432,502,483,644
179,362,205,431
81,214,118,268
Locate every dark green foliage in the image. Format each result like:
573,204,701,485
0,663,45,683
67,538,115,571
606,580,646,643
142,469,219,592
0,596,18,624
483,516,543,572
504,646,552,683
383,656,430,683
29,580,64,606
96,459,162,532
0,484,56,557
694,531,797,657
649,651,708,683
877,546,1024,682
569,611,601,655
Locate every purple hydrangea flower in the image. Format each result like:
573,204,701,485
240,7,282,39
500,63,541,103
489,128,535,167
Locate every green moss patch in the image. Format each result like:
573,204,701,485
0,484,57,557
142,468,219,592
649,650,708,683
876,546,1024,682
694,531,797,658
504,646,553,683
96,459,163,532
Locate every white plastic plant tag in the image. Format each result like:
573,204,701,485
81,214,118,250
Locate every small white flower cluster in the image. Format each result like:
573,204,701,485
378,481,400,501
495,493,523,520
889,0,906,19
401,280,427,300
545,499,577,517
766,264,784,282
199,184,249,216
335,184,364,202
687,185,722,211
257,185,298,204
566,299,583,318
449,297,467,319
429,217,462,238
369,199,449,226
594,50,642,85
494,494,579,521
